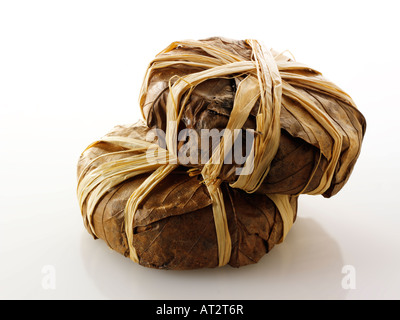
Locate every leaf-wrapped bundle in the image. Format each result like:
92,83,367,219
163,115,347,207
77,37,366,269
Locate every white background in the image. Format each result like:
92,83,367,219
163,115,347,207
1,0,399,300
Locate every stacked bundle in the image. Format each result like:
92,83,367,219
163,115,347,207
77,37,366,270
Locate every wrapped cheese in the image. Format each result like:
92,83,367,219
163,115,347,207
77,122,293,269
77,37,366,269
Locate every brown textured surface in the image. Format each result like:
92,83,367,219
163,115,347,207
78,122,289,269
142,38,366,197
145,75,331,196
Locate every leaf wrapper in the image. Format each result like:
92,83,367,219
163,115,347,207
77,37,366,269
141,37,366,197
77,121,291,269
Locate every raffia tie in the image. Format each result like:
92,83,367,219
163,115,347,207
78,39,348,267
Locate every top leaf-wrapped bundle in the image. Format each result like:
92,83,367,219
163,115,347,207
77,37,366,270
140,37,366,198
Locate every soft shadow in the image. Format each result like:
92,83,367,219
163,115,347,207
80,217,347,300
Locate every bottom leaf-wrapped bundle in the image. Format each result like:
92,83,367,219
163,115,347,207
78,122,297,269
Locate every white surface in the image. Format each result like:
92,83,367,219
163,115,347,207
1,0,399,300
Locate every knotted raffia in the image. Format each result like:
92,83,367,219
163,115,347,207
77,37,366,268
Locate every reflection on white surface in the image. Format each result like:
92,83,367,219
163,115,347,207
80,217,347,300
